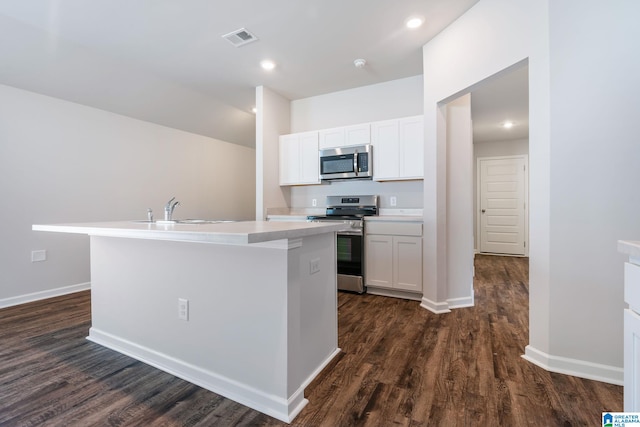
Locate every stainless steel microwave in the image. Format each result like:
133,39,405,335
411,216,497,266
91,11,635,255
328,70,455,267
319,144,372,181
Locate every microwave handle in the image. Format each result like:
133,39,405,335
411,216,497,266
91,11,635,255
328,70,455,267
353,149,359,176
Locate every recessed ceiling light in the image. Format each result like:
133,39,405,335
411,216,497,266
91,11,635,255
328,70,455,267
406,16,424,29
251,107,257,114
260,60,276,71
502,121,515,129
354,58,366,69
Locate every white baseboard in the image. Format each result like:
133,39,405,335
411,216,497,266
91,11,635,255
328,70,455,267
366,287,422,301
447,292,475,309
88,328,337,423
522,345,623,386
0,282,91,309
420,296,451,314
419,293,475,313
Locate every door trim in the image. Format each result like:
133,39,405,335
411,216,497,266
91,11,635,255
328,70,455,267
476,154,529,256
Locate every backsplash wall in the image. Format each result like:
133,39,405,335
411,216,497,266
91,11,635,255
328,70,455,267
290,180,423,209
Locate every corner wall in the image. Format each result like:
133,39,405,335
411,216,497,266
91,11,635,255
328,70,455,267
421,0,549,321
255,86,291,219
423,0,640,385
0,84,256,307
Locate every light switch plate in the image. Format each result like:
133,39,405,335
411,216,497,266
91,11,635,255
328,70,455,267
31,250,47,262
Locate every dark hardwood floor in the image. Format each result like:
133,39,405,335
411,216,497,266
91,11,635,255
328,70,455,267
0,255,622,426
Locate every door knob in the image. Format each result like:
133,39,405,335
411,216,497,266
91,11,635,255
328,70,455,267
481,209,486,213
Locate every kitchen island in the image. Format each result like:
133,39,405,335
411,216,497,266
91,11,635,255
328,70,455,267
32,220,343,423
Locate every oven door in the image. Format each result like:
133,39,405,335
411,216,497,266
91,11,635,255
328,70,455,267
336,231,365,293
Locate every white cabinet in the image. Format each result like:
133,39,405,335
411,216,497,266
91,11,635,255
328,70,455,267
279,131,320,186
394,235,423,292
319,123,370,149
365,221,423,296
365,234,393,288
371,115,424,181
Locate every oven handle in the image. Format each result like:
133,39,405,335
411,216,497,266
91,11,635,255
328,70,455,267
337,230,363,237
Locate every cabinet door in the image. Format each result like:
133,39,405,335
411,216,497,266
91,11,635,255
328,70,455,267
371,119,400,181
279,134,299,185
393,236,423,292
399,116,424,179
365,234,393,289
344,124,370,146
299,131,320,184
319,127,345,149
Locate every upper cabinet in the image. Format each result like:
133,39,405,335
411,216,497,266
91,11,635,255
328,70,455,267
371,115,424,181
319,123,370,149
279,131,320,186
279,115,423,186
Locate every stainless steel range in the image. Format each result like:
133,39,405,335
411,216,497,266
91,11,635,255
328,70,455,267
308,195,378,293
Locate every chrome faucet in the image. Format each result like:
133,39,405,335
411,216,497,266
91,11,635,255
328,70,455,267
164,197,180,221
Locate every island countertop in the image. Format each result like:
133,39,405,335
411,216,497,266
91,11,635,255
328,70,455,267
33,220,344,245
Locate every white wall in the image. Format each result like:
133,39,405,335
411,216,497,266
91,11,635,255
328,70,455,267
0,84,255,307
287,76,424,210
543,1,640,378
255,86,291,219
289,180,423,211
446,94,474,306
290,75,423,133
422,0,640,384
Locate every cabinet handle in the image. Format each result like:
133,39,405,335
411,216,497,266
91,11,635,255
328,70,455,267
481,209,486,213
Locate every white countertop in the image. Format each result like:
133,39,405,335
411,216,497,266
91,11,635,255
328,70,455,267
619,240,640,258
33,220,344,246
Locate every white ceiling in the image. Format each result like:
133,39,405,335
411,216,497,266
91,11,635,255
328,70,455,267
471,64,529,143
0,1,527,148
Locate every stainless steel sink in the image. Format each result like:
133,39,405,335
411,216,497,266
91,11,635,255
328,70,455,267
131,219,235,224
176,219,235,224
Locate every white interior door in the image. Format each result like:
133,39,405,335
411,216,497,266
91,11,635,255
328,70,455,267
478,156,527,255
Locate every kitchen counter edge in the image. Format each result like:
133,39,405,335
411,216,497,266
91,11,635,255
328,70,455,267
33,220,344,246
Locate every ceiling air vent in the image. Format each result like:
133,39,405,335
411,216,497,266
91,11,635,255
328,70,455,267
222,28,258,47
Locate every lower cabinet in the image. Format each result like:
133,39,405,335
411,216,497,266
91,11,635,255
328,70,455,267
365,221,422,296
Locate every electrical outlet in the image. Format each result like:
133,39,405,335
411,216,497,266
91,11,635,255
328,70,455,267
390,196,397,207
178,298,189,321
312,198,317,207
310,258,320,274
31,250,47,262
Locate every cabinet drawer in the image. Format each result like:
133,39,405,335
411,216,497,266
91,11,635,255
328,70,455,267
626,262,640,311
366,222,422,236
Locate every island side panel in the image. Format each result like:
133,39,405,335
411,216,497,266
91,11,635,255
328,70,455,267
287,232,338,396
88,235,293,418
86,232,340,423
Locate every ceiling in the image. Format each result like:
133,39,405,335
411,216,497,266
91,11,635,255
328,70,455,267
0,1,527,148
471,64,529,143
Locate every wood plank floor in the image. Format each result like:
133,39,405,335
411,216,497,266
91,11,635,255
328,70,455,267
0,255,622,426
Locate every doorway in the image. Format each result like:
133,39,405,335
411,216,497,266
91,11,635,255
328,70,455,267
470,64,529,258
